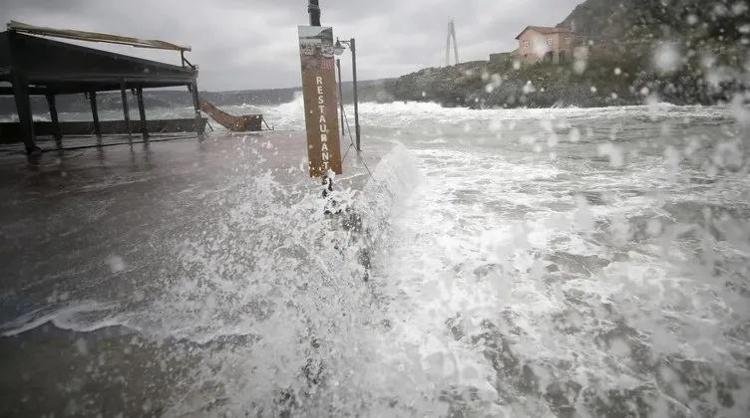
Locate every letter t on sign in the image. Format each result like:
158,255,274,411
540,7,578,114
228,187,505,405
298,25,343,178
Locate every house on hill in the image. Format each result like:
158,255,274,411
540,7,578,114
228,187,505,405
514,26,576,65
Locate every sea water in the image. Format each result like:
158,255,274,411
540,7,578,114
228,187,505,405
1,97,749,417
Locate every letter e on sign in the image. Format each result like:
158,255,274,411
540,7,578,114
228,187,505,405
298,26,343,178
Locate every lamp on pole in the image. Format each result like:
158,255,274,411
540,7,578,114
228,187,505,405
334,38,361,152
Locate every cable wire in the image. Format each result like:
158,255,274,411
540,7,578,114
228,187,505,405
340,104,388,197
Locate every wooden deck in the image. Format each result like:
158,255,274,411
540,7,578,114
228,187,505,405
0,24,204,154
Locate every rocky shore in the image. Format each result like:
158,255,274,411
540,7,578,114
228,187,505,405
384,43,748,109
383,0,749,109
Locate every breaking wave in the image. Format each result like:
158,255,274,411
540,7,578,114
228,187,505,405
2,97,749,416
1,142,424,415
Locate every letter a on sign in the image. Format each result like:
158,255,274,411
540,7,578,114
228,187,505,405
298,26,343,178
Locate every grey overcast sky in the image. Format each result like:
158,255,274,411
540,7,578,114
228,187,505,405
1,0,584,91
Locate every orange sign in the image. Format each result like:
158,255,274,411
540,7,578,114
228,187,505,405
298,26,342,177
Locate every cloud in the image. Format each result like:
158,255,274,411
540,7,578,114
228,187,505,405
0,0,583,91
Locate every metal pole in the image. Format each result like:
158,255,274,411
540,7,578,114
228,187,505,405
308,0,321,26
120,81,132,141
89,91,102,143
12,76,38,154
453,24,459,64
350,38,361,152
451,20,459,65
189,81,204,136
46,93,62,148
446,25,451,67
336,58,345,137
9,32,40,155
136,87,148,140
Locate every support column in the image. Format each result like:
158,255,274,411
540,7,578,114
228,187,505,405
89,91,102,143
46,93,62,148
136,87,148,140
189,82,204,136
11,74,39,154
120,81,132,141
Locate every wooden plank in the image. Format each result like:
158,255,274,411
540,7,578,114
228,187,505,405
298,26,343,177
199,99,263,132
8,20,191,51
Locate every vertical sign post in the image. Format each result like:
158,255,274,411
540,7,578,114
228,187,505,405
298,26,343,178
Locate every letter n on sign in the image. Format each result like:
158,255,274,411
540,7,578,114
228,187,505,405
298,26,342,178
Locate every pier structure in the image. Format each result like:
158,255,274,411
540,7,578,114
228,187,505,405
0,21,206,154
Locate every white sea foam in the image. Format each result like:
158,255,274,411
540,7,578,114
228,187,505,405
2,98,748,416
1,302,117,337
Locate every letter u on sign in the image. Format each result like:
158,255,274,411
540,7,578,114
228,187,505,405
298,26,343,178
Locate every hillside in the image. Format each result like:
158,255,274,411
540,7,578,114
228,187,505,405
385,0,749,108
561,0,748,42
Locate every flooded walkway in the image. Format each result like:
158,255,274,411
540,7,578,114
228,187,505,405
0,131,389,415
